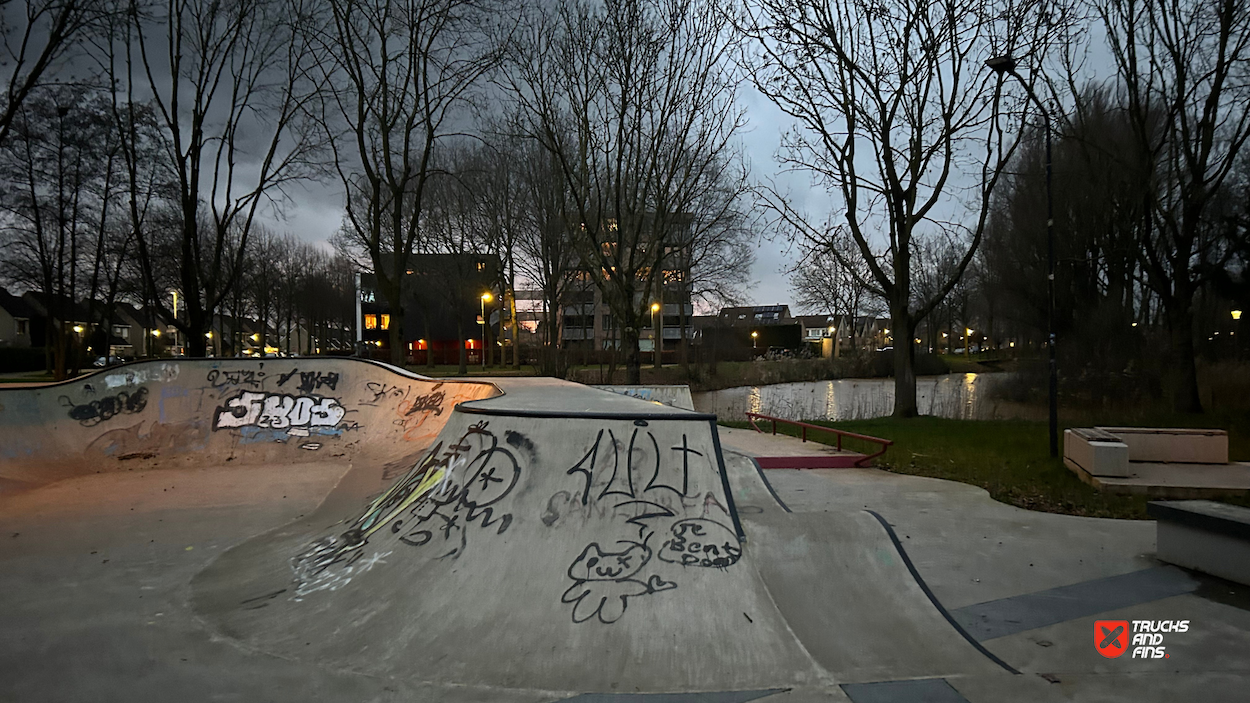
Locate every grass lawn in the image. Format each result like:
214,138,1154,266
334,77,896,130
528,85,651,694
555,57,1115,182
722,414,1250,520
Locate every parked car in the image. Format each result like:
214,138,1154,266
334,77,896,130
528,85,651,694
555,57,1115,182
92,356,121,367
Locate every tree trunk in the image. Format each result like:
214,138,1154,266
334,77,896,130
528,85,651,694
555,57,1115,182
187,304,208,357
891,309,918,418
510,288,520,369
424,315,434,369
457,319,468,375
624,324,641,384
1168,300,1203,413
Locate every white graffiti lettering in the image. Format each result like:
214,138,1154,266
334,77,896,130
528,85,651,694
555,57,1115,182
213,391,346,430
104,363,180,389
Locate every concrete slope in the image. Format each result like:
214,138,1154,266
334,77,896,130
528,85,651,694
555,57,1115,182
191,384,826,693
721,449,1010,683
0,358,497,489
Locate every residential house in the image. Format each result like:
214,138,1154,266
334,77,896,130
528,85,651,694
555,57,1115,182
0,288,40,348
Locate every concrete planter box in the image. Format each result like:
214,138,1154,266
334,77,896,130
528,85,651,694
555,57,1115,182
1097,427,1228,465
1064,428,1130,477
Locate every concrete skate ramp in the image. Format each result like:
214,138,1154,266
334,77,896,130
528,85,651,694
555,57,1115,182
191,382,824,692
1,359,1010,695
0,358,497,490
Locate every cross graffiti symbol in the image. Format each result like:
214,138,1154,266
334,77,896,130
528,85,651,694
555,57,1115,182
1099,625,1125,649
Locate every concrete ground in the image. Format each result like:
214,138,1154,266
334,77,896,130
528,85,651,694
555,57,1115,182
745,461,1250,701
719,426,864,461
2,361,1248,702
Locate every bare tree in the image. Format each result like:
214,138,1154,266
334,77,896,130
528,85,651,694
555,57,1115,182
505,0,748,383
512,138,579,376
790,232,883,355
1096,0,1250,412
310,0,505,366
0,0,103,144
737,0,1064,417
0,85,124,378
102,0,323,356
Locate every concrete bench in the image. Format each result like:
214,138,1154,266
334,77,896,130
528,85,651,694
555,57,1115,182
1098,427,1228,465
1148,500,1250,586
1064,427,1130,477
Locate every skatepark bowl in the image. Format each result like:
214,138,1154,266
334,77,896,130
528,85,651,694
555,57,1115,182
2,358,1249,702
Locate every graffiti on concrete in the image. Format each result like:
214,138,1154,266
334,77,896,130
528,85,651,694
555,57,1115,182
212,391,347,437
87,419,208,458
104,363,180,389
558,424,740,624
289,549,393,600
658,518,741,568
206,367,266,389
290,421,521,600
401,389,445,417
361,381,411,406
60,387,149,427
563,542,678,623
277,368,340,393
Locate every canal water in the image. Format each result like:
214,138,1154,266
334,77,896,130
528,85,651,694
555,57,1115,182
692,373,1034,422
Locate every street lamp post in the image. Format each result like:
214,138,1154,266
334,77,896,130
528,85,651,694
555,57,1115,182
751,330,759,353
481,292,493,370
651,302,661,369
987,54,1059,458
1235,310,1243,359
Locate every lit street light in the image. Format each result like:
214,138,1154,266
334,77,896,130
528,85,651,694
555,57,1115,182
481,292,493,370
751,330,759,351
987,54,1059,458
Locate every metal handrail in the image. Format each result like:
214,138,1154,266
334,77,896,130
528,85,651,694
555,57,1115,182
745,411,893,467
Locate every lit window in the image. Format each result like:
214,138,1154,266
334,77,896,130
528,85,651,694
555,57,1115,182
379,314,390,330
364,314,378,329
476,261,486,272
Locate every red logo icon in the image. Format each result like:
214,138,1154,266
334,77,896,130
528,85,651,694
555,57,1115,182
1095,620,1129,658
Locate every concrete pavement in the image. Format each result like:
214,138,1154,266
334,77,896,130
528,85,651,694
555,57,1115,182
1,358,1247,701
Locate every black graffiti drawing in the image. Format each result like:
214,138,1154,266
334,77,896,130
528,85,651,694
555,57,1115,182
559,426,740,624
561,541,676,624
206,368,265,389
278,368,341,393
402,389,445,417
60,387,149,426
290,421,520,598
388,422,518,557
361,381,411,406
658,518,741,568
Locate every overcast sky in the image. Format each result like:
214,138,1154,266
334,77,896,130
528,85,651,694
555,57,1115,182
262,86,816,314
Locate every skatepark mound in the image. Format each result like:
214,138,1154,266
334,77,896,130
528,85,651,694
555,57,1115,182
190,378,823,693
0,358,498,490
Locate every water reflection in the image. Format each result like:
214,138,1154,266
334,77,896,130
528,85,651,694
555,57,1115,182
692,373,1024,422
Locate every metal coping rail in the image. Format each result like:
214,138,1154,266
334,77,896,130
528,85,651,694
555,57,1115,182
745,411,893,468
